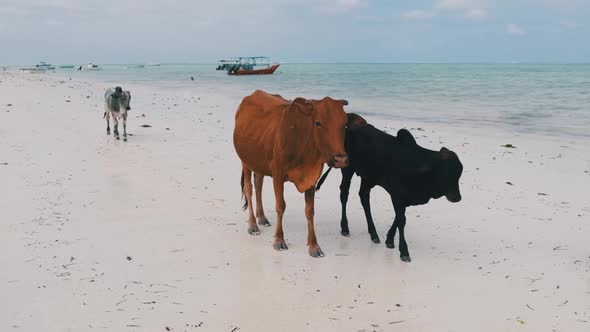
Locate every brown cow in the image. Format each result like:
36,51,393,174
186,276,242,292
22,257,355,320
233,90,350,257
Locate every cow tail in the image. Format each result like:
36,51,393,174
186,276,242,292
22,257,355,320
315,167,333,192
240,171,248,210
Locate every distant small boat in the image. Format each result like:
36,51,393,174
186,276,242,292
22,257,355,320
59,65,75,69
20,67,46,73
35,62,55,70
147,62,161,66
85,63,101,71
216,56,280,76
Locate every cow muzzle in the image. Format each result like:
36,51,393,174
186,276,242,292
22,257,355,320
126,107,131,111
328,154,349,168
446,194,462,203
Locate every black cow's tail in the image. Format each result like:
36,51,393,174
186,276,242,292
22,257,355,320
315,167,333,192
240,171,248,210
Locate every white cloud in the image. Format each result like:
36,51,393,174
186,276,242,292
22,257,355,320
436,0,478,10
436,0,487,20
506,23,527,36
336,0,368,8
403,1,487,21
464,8,487,19
402,10,436,20
313,0,369,14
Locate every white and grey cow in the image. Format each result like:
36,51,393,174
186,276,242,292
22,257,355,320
104,87,131,141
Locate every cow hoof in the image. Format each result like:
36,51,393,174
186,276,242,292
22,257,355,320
371,236,381,244
400,255,412,262
385,241,395,249
106,131,110,135
123,137,127,142
308,245,324,258
247,225,260,235
115,136,120,140
341,230,350,237
273,239,288,251
257,217,271,227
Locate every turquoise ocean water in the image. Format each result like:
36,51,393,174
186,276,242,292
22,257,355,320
55,63,590,137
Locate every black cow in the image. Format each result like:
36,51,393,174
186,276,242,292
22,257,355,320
318,120,463,262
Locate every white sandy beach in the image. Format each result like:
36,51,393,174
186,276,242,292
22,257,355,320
1,71,589,331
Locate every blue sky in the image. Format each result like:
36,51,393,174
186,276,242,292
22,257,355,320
0,0,589,64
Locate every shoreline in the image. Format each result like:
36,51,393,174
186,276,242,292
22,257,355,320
1,71,589,331
41,65,590,139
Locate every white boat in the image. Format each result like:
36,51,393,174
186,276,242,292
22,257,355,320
85,63,102,71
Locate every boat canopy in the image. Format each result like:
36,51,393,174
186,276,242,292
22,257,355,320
219,56,271,64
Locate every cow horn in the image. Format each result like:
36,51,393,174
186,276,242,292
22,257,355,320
340,99,348,106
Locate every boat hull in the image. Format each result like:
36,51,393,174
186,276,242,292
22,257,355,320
228,64,280,76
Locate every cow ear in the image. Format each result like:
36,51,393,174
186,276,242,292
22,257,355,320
440,147,451,160
293,97,307,104
320,97,347,106
346,113,367,129
291,98,313,115
397,129,416,145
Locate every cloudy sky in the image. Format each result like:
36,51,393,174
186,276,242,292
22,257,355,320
0,0,588,64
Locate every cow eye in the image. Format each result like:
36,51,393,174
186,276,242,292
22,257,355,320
314,121,321,127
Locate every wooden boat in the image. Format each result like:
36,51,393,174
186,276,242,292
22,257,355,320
216,56,279,75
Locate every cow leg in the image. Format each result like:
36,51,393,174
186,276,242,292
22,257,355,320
359,179,380,244
113,116,120,140
339,167,354,237
385,197,398,249
385,220,396,249
105,110,111,135
272,177,288,250
385,203,411,262
254,173,270,226
122,112,127,142
396,206,411,262
242,166,259,235
305,189,323,257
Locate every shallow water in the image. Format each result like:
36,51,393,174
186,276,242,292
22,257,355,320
51,63,590,137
